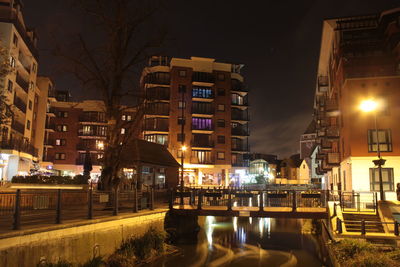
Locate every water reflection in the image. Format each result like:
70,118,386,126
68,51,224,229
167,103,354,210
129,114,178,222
146,216,321,267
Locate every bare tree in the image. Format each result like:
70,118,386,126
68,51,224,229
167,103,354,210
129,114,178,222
55,0,166,190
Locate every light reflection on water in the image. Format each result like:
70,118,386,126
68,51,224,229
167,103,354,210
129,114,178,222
145,216,322,267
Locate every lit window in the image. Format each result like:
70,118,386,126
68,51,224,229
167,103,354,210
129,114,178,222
217,152,225,160
55,153,66,160
57,125,68,132
55,139,66,146
121,128,125,134
217,104,225,111
367,129,392,152
178,101,186,109
122,115,126,121
369,168,394,191
9,57,15,68
96,140,104,150
127,115,132,121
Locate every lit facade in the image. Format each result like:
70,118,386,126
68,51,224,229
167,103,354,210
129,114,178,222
141,56,250,186
313,9,400,200
0,1,47,180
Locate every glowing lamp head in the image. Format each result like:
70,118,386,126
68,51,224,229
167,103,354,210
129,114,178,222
181,145,187,152
360,99,378,113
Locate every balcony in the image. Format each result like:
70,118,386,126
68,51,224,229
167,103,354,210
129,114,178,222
146,87,170,101
192,72,215,84
0,138,38,157
231,143,249,152
76,142,105,151
143,119,169,132
15,72,29,93
11,120,25,135
326,126,340,138
79,112,107,123
45,122,55,131
191,139,214,148
76,157,102,165
14,96,26,113
191,103,214,115
190,156,214,165
47,107,56,116
231,96,249,107
192,87,214,100
231,79,248,92
326,99,338,112
78,129,107,137
44,138,55,146
231,109,249,121
317,76,328,93
145,103,169,116
18,52,31,74
327,152,340,165
231,126,249,136
145,72,170,85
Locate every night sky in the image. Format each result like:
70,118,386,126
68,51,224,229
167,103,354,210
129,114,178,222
23,0,400,158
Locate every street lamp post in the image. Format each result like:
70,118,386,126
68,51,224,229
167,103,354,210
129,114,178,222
180,145,186,205
360,100,386,201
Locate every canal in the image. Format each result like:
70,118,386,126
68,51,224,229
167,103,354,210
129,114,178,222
146,216,322,266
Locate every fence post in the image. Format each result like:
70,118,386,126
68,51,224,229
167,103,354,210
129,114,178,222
336,217,342,234
357,193,361,212
13,189,21,230
189,190,193,205
292,191,297,212
395,221,399,236
197,190,203,210
375,192,378,216
56,189,62,224
259,190,264,212
227,190,232,211
180,186,184,206
361,219,366,235
88,188,93,219
150,186,154,210
133,183,138,213
113,187,119,216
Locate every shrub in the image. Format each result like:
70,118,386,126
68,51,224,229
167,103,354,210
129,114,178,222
347,251,400,267
332,239,375,262
254,175,266,184
11,175,88,185
37,260,72,267
79,256,105,267
107,253,135,267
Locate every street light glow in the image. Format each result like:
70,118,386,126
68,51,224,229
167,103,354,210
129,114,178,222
181,145,187,151
360,99,378,112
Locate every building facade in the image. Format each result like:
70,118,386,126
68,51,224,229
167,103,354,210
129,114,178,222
141,56,250,186
313,8,400,200
0,1,48,180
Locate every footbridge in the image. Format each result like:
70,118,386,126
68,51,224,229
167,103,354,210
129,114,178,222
169,187,332,219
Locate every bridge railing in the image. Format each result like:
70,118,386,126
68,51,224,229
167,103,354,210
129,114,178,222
172,187,330,211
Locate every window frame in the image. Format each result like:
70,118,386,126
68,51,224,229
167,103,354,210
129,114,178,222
367,129,392,152
369,167,394,192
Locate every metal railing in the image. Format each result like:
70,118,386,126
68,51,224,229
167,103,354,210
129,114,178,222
0,187,166,231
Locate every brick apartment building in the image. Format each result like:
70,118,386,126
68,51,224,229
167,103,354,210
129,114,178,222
141,56,250,186
0,1,49,180
313,8,400,199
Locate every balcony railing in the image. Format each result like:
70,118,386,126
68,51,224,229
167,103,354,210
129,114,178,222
326,126,340,138
231,79,248,92
13,96,26,113
231,110,249,121
11,120,25,134
231,127,249,136
190,156,214,165
192,72,215,83
45,122,55,131
232,161,250,167
191,139,214,148
327,152,340,164
79,114,107,123
0,138,38,157
146,87,170,101
145,103,170,116
15,72,29,93
231,144,249,152
192,103,214,115
76,143,105,151
143,123,169,131
191,124,213,131
231,97,249,106
18,52,31,74
326,99,338,112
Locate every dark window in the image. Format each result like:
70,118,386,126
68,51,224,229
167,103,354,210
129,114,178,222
177,133,185,142
217,88,225,96
28,100,32,110
179,70,187,77
26,120,30,130
7,80,13,92
217,73,225,81
56,125,68,132
13,34,18,46
217,136,225,144
217,119,225,128
145,72,170,85
368,129,392,152
178,84,186,93
177,117,185,125
369,168,394,191
55,153,66,160
178,101,186,109
217,104,225,111
217,152,225,160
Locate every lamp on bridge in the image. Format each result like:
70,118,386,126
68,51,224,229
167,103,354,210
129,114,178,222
360,99,386,201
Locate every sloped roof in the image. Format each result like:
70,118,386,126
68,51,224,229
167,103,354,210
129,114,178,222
121,139,180,168
303,120,316,134
290,153,302,168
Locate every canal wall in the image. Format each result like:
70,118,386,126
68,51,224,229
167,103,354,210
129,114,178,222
0,210,167,267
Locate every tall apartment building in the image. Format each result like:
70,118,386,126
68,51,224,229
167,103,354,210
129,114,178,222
313,8,400,200
141,56,250,186
0,1,47,180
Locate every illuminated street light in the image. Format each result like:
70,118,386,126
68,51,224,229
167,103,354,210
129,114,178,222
360,99,386,201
